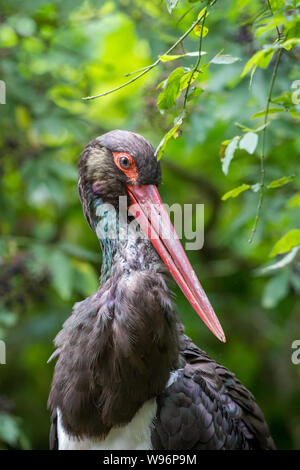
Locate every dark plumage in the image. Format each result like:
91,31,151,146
48,130,275,450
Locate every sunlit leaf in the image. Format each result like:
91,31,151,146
257,246,300,275
256,14,285,37
251,107,285,119
281,38,300,51
267,175,295,189
239,132,258,154
159,51,207,61
0,25,18,47
269,0,284,12
235,122,269,133
211,54,241,64
270,229,300,257
221,184,251,201
221,136,240,175
286,193,300,208
241,48,274,77
194,25,208,37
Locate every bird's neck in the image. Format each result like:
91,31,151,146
92,193,161,283
51,193,181,437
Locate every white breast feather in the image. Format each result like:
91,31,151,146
57,399,157,450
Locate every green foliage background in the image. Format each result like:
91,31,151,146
0,0,299,450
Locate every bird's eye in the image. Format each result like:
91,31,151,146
119,156,130,168
113,151,138,183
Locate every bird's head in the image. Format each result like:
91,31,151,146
78,129,225,343
78,130,161,208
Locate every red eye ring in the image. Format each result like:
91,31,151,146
113,152,138,183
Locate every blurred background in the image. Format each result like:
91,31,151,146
0,0,299,450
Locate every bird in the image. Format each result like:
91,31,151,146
48,129,275,450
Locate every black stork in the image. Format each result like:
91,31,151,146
48,130,275,450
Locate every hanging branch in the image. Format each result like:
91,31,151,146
248,1,284,244
82,12,207,101
183,10,207,108
248,49,283,244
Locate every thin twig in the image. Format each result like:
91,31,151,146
183,10,207,108
82,12,207,101
248,48,283,243
267,0,282,40
248,0,285,243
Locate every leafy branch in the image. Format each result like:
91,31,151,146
248,47,283,243
183,9,208,109
220,0,300,246
82,11,207,101
248,0,285,243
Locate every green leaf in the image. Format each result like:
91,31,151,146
272,91,294,108
0,310,17,327
211,54,241,65
270,229,300,257
269,0,284,12
241,48,274,77
165,0,180,14
257,246,300,275
221,136,240,175
157,67,200,110
157,67,185,110
267,175,295,189
194,25,208,37
239,132,258,154
0,25,18,47
235,122,269,133
286,193,300,208
187,86,204,101
73,261,99,297
281,38,300,51
155,113,185,160
179,70,200,91
251,107,285,119
159,51,207,62
262,271,290,309
47,160,78,181
59,242,100,263
221,184,251,201
48,250,73,300
0,414,21,446
256,14,285,37
219,140,231,159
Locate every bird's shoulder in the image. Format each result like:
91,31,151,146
151,335,275,450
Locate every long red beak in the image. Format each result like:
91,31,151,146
127,184,225,343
